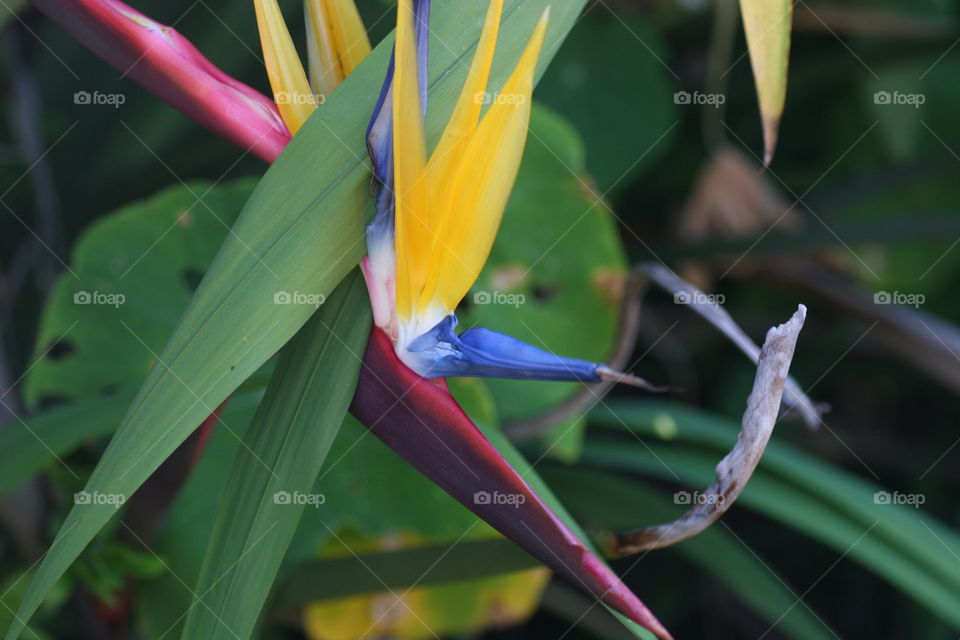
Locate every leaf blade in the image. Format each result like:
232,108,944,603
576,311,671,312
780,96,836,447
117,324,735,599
180,270,370,640
739,0,792,164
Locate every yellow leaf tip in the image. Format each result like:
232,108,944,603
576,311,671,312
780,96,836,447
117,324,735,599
762,115,780,167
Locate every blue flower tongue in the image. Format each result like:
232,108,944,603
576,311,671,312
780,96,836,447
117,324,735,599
407,314,603,382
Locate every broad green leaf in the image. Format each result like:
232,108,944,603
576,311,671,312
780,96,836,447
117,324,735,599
24,180,256,407
180,271,371,640
543,465,838,640
739,0,792,164
5,179,268,502
586,400,960,629
8,3,593,636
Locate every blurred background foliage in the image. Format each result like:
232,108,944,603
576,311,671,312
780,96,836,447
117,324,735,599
2,0,960,639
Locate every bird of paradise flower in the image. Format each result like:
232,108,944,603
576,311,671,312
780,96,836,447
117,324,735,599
16,0,673,638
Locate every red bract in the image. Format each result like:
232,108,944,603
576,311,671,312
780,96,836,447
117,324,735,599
351,327,672,640
32,0,290,162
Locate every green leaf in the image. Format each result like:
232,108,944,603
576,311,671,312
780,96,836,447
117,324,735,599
180,270,370,640
9,4,593,636
739,0,792,164
0,391,130,500
23,179,256,408
586,400,960,630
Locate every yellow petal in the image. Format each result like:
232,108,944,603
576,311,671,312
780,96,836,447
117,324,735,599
325,0,371,76
393,0,430,321
429,10,548,313
739,0,792,165
427,0,502,185
254,0,316,134
304,0,371,98
418,0,503,308
304,0,342,98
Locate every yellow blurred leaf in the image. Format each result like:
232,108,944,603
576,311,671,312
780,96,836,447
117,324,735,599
739,0,792,165
303,534,549,640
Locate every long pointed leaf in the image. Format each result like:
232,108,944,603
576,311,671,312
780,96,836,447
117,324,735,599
180,270,370,640
588,401,960,629
739,0,792,165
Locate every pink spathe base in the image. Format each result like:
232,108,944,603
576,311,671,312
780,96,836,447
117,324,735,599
350,326,672,640
33,0,291,162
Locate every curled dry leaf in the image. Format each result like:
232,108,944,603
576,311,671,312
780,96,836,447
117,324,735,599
605,304,806,555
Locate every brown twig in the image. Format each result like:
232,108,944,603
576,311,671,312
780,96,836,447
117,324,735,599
638,262,823,429
601,305,807,555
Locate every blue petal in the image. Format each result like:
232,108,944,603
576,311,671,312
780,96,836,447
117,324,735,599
405,315,603,382
365,0,431,255
365,0,430,186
